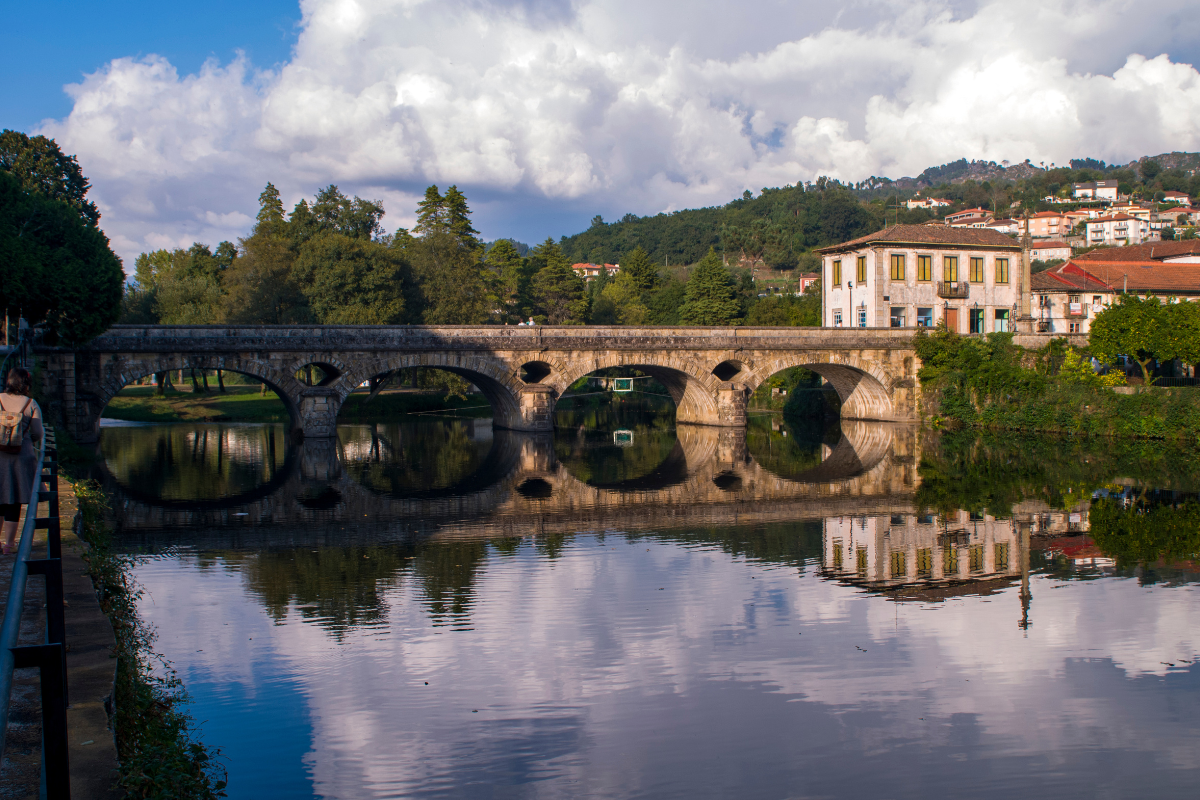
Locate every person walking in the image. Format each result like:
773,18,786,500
0,368,44,555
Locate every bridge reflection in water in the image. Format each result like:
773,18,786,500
104,419,913,536
101,418,1033,601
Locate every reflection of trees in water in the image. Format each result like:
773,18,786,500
744,415,839,480
553,404,678,485
1089,497,1200,570
208,546,410,639
918,431,1200,515
339,421,493,496
100,424,288,502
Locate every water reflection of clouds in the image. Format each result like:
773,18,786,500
135,535,1200,799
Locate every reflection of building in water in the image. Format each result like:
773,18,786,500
1015,500,1090,536
823,510,1022,589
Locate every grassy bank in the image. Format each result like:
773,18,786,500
102,385,289,423
102,385,495,424
915,328,1200,440
73,480,227,798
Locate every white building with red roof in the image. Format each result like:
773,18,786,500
1085,213,1151,246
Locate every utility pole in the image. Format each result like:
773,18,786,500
1018,212,1034,331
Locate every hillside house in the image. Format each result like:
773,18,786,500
1027,211,1069,239
1029,241,1072,262
983,218,1020,235
817,224,1023,332
945,208,992,227
1086,214,1151,246
1073,179,1119,201
571,263,619,282
905,197,951,210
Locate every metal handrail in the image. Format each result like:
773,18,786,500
0,427,69,798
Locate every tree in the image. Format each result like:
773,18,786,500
620,246,659,291
293,233,408,324
415,185,447,236
444,185,481,251
410,231,490,324
0,130,100,225
679,247,740,325
256,182,286,232
600,272,651,325
221,233,309,324
530,238,588,324
0,170,122,344
484,239,528,322
1140,159,1161,182
1089,294,1168,383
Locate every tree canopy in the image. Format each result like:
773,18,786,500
0,154,122,344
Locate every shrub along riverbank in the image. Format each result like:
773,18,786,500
914,328,1200,440
71,477,228,798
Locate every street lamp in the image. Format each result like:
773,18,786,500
847,281,853,328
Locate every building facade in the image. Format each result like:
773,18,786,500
1073,179,1119,200
817,225,1024,332
1086,213,1151,246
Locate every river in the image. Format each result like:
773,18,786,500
94,406,1200,799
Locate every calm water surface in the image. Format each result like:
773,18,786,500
97,409,1200,799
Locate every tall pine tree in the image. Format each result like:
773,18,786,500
414,185,447,236
679,247,740,325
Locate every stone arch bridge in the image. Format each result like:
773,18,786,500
41,325,921,442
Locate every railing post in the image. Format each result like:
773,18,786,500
12,643,70,800
26,559,67,705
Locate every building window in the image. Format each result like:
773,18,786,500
995,309,1010,332
833,310,843,327
943,255,959,282
890,253,905,280
917,255,932,281
969,257,984,283
996,258,1010,284
943,546,958,575
832,538,843,570
970,308,985,334
917,307,934,327
1069,322,1081,333
890,307,906,327
857,308,868,328
832,260,841,286
995,542,1010,571
890,514,906,525
890,550,907,578
857,255,867,284
968,545,984,573
856,547,868,576
916,548,933,576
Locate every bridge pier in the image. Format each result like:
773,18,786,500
297,388,344,439
494,385,556,432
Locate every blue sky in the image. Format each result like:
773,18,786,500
4,1,300,131
7,0,1200,267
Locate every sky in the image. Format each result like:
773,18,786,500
7,0,1200,270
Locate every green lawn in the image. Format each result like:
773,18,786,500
103,384,493,424
102,384,291,423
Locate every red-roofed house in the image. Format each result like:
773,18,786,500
571,263,620,282
1029,240,1073,262
945,208,992,227
1027,211,1069,239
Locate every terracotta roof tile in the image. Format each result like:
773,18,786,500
1072,240,1200,262
1064,259,1200,294
816,224,1022,254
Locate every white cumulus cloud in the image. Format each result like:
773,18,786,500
36,0,1200,269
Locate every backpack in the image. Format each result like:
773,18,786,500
0,396,32,454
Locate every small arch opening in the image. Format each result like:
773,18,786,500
712,360,744,382
516,477,554,499
521,361,553,384
294,362,342,387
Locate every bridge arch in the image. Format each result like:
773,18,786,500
341,353,528,430
741,353,905,421
85,355,303,442
549,354,726,426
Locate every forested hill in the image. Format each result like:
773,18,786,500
559,151,1200,270
560,182,879,271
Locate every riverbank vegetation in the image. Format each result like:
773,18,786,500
913,327,1200,440
73,479,227,799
